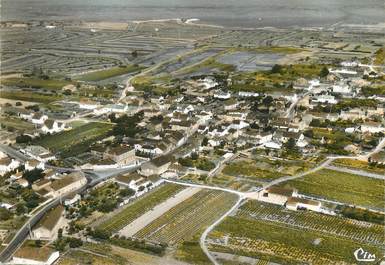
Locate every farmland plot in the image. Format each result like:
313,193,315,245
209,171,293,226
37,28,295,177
134,190,238,245
280,169,385,209
238,201,384,246
209,216,384,265
97,184,184,234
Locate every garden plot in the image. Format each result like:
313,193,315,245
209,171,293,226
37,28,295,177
134,190,238,245
238,201,384,246
118,187,201,237
217,51,285,71
279,169,385,209
208,215,384,265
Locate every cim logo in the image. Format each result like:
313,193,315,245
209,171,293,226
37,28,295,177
354,248,376,262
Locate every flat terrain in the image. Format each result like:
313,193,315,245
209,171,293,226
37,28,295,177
134,190,238,245
119,187,202,237
97,184,184,234
34,122,113,157
279,169,385,209
208,201,384,265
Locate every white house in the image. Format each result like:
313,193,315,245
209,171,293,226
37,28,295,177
31,205,65,240
22,145,55,162
238,91,259,97
258,187,297,206
31,113,48,125
140,155,172,177
286,197,322,212
213,90,231,99
78,99,99,110
313,94,338,104
64,194,81,206
25,159,45,171
0,156,20,176
41,119,66,134
360,122,385,134
263,141,282,150
332,84,351,94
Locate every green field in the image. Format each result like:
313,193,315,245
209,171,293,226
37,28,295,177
134,190,238,245
1,78,73,90
0,91,62,103
238,201,384,245
97,184,184,233
280,169,384,209
332,158,385,174
223,161,285,181
0,117,35,131
209,215,383,265
75,65,144,82
34,122,113,157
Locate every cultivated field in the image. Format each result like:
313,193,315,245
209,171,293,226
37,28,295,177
279,169,384,209
74,65,144,82
208,201,384,265
133,189,238,245
332,158,385,174
97,184,184,234
34,122,113,157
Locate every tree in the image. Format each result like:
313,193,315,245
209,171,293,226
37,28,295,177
35,239,42,248
16,134,32,144
201,137,209,146
271,64,283,74
91,229,111,240
119,188,135,197
16,203,26,215
319,66,329,78
68,237,83,248
0,208,12,221
58,228,63,239
23,168,44,184
262,96,274,107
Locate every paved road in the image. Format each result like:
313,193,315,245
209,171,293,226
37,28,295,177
200,196,245,265
0,144,28,162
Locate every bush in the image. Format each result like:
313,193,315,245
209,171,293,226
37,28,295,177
16,134,32,143
68,237,83,248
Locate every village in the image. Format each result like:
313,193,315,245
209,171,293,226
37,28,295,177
0,19,384,265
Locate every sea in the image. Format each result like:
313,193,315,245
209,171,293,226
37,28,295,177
1,0,384,28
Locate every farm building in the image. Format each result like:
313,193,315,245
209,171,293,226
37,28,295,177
31,205,65,240
259,187,297,206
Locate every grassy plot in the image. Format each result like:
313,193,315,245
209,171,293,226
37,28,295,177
280,169,384,209
34,122,113,157
58,248,126,265
175,235,212,265
1,78,73,90
0,117,35,131
134,190,238,245
0,91,62,103
222,161,285,181
97,184,184,233
75,65,144,82
374,47,385,65
238,201,384,245
209,216,383,265
332,158,385,174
